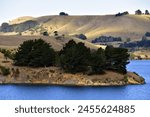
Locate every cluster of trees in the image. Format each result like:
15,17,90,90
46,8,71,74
135,9,150,15
115,11,129,17
114,10,150,16
92,36,122,43
120,39,150,48
14,39,130,74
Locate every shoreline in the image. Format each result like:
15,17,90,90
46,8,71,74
0,67,145,86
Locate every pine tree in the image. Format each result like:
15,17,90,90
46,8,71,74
105,46,130,74
59,40,90,73
14,39,55,67
90,48,106,73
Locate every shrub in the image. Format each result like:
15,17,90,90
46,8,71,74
54,31,58,36
0,66,10,76
14,39,55,67
75,34,87,40
43,31,49,36
59,40,90,73
0,49,15,60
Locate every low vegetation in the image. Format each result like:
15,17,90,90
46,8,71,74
0,66,10,76
92,36,122,43
115,11,129,17
14,39,130,74
0,48,15,60
42,31,49,36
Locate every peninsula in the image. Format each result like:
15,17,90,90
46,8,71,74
0,12,149,86
0,36,145,86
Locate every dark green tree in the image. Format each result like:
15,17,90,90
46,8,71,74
59,40,90,73
105,46,130,74
90,48,106,74
135,9,142,15
145,10,150,15
14,39,55,67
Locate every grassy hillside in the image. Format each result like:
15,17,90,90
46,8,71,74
1,15,150,41
0,35,105,50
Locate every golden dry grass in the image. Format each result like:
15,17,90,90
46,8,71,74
5,15,150,41
0,35,105,50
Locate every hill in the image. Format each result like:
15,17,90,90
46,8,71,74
0,35,105,51
1,15,150,41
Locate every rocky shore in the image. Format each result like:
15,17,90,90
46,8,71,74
0,67,145,86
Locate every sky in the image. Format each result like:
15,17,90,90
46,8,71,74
0,0,149,24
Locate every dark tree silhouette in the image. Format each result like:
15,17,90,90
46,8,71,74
135,9,142,15
59,40,90,73
43,31,49,36
14,39,55,67
145,10,150,15
59,12,69,16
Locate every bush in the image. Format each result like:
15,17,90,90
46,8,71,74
43,31,49,36
59,40,91,73
14,39,55,67
75,34,87,40
0,66,10,76
0,49,15,60
54,31,58,36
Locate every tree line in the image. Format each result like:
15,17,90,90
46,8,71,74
14,39,130,74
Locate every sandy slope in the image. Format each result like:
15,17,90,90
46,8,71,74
4,15,150,41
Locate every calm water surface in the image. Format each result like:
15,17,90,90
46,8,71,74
0,60,150,100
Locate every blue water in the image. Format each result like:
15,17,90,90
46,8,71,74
0,60,150,100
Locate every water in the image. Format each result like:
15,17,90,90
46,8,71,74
0,60,150,100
